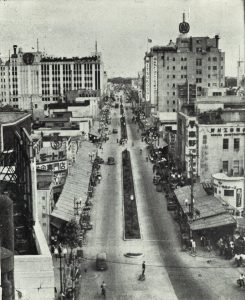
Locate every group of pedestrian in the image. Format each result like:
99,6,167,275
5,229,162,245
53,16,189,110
217,236,235,260
234,253,245,267
50,242,68,261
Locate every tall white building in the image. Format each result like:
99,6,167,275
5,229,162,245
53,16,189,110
143,15,225,114
0,45,105,118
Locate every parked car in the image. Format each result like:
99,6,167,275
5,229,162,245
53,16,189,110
81,207,91,216
107,157,115,165
80,222,93,230
153,175,161,185
167,198,177,211
82,206,91,212
94,156,104,164
112,128,118,134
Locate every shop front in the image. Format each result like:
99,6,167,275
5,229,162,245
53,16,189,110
212,173,245,217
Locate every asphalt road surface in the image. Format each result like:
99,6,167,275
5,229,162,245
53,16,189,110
77,104,244,300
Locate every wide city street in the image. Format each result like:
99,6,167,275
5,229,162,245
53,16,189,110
75,103,245,300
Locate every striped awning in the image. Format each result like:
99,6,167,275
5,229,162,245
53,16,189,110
51,141,96,222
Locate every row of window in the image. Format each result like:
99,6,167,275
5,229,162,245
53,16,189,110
42,75,93,80
214,188,235,197
41,69,94,75
166,64,222,71
223,138,240,150
167,100,176,105
166,57,188,61
222,160,240,175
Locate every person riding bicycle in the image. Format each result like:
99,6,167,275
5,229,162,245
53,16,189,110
140,148,142,155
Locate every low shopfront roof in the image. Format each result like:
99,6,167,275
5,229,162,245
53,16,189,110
51,141,96,222
190,213,236,231
174,183,236,231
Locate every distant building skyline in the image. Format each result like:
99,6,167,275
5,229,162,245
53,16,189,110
0,46,105,118
0,0,243,77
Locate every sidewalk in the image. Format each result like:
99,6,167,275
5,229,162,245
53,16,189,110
126,107,245,299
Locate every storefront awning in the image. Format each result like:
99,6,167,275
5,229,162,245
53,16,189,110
190,214,236,231
89,129,99,137
175,183,237,232
51,141,96,222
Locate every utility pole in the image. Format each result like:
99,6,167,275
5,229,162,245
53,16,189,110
190,154,194,217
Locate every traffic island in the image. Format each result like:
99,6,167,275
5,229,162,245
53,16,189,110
122,149,141,239
124,252,143,258
120,105,128,140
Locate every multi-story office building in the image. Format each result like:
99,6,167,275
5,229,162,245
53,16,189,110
0,45,105,118
143,16,225,114
177,96,245,182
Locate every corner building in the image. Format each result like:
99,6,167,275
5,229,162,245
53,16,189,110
0,45,104,118
143,18,225,113
177,98,245,182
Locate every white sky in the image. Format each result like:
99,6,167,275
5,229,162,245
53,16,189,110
0,0,243,77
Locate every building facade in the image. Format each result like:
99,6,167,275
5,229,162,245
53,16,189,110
0,45,104,118
143,17,225,114
177,100,245,182
213,173,245,216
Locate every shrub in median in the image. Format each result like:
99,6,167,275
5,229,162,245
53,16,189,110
122,149,140,239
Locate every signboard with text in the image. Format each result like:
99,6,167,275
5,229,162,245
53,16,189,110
36,160,68,172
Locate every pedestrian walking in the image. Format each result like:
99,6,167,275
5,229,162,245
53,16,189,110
50,244,55,255
235,253,241,267
101,281,106,298
200,235,206,247
191,239,196,254
58,243,63,256
239,273,245,288
62,247,67,259
142,261,146,276
54,247,59,260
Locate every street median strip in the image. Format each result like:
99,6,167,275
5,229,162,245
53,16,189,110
122,149,141,239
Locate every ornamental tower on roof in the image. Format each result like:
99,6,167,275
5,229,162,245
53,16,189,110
143,14,225,114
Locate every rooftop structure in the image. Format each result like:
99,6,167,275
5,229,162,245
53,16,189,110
174,183,236,231
143,16,225,116
0,45,105,119
177,100,245,181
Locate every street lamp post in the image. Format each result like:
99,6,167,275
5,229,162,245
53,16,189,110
74,197,82,216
